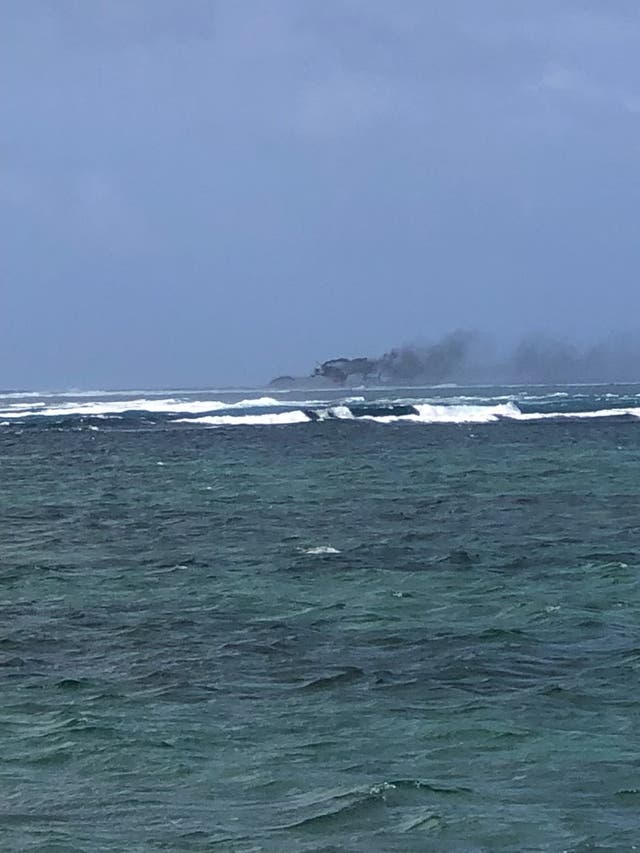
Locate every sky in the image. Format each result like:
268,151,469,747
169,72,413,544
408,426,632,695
3,0,640,388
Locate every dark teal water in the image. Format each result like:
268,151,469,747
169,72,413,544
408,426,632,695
2,387,640,851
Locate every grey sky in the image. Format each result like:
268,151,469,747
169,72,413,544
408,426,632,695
2,1,640,388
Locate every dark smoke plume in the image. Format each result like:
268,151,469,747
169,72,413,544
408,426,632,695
378,331,479,384
303,331,640,386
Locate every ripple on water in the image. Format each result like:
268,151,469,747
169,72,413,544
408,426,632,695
3,410,640,850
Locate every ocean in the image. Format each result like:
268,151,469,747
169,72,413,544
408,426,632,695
2,384,640,851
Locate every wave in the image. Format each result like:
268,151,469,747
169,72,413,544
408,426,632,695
379,402,519,423
0,391,49,400
3,389,640,427
0,396,287,419
301,546,341,555
0,388,157,400
513,407,640,421
300,402,520,423
2,402,48,411
174,402,521,426
174,411,311,426
173,402,640,427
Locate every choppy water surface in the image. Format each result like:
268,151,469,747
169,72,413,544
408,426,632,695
2,385,640,851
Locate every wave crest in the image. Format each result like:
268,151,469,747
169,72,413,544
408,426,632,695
174,411,310,426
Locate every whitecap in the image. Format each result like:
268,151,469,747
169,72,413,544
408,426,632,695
302,546,341,555
512,407,640,421
350,401,640,424
328,405,354,419
0,395,289,419
3,402,47,411
173,411,310,426
359,402,521,424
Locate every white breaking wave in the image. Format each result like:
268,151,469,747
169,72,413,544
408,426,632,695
416,402,520,423
0,388,158,400
361,402,521,424
176,402,520,426
388,392,574,406
0,396,287,419
174,411,311,426
327,405,354,419
513,407,640,421
0,391,49,400
302,546,341,555
2,402,47,411
363,403,640,424
3,393,640,426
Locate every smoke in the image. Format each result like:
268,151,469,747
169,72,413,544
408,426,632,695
312,331,640,385
505,334,640,384
378,331,481,383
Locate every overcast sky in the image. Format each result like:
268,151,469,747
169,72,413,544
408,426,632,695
3,1,640,388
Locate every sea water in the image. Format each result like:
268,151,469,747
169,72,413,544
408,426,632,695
2,385,640,851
